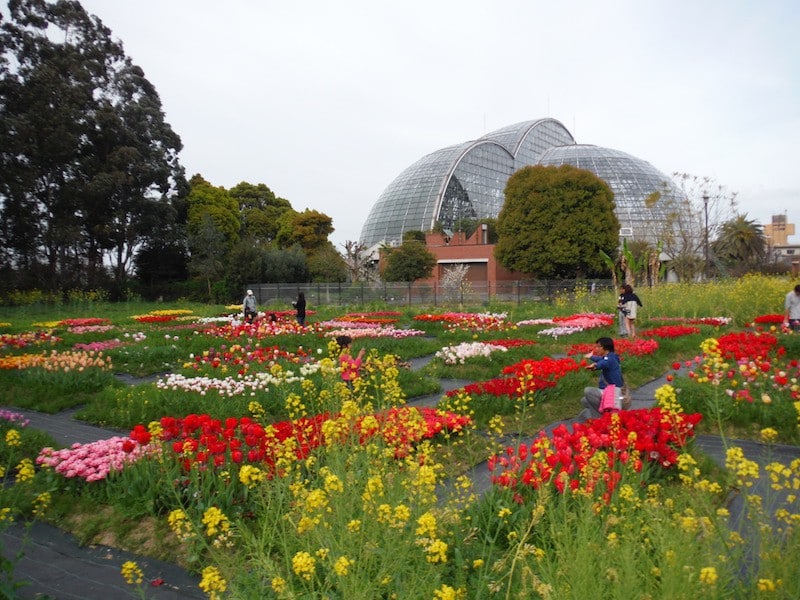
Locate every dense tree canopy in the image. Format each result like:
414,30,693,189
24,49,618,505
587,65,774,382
275,209,334,252
495,165,620,278
228,181,292,243
382,241,436,282
0,0,184,295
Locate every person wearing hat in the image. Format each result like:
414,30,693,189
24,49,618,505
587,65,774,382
243,289,257,324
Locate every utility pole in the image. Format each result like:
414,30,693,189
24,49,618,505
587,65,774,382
702,193,710,279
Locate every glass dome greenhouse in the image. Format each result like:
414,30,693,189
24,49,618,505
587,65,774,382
360,118,682,247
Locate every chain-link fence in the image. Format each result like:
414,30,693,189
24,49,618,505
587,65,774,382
247,280,615,309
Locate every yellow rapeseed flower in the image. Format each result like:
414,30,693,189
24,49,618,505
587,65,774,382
238,464,266,489
760,427,779,443
15,458,35,483
167,508,194,540
699,566,718,586
433,584,466,599
425,538,448,563
202,506,230,538
4,429,21,447
121,560,143,585
334,555,354,576
199,565,227,599
292,551,316,580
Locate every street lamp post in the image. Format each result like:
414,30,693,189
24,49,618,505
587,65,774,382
702,193,710,279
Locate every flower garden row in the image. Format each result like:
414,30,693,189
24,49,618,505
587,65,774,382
1,298,799,598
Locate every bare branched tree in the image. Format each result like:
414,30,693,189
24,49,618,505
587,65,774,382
341,240,377,282
661,174,739,280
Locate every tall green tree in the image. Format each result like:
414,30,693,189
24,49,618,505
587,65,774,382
0,0,184,293
711,214,767,275
382,241,436,282
186,175,240,252
307,242,348,282
275,209,335,253
228,181,292,243
495,165,619,278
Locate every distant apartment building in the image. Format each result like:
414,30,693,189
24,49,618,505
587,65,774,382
764,214,800,275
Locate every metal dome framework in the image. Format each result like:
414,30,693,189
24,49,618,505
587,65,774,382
360,119,575,246
360,118,682,247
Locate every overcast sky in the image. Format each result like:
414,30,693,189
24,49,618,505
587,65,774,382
72,0,800,247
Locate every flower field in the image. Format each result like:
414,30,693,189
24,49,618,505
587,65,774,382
0,274,799,598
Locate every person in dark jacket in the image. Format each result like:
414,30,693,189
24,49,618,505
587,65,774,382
616,286,628,336
580,337,624,418
620,284,643,338
294,292,307,326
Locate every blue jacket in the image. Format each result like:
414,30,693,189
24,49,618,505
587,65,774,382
590,352,624,388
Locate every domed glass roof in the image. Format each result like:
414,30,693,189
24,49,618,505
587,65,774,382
360,118,681,247
537,144,682,243
360,119,574,246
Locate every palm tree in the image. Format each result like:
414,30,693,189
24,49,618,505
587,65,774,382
711,215,767,275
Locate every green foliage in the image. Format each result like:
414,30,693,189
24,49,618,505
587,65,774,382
0,0,184,294
711,214,767,275
228,181,292,243
495,165,620,278
275,209,334,252
307,242,348,283
402,230,426,243
186,175,240,250
382,241,437,282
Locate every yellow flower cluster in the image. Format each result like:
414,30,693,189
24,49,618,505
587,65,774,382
760,427,779,443
654,384,682,413
291,550,316,580
424,538,449,563
0,507,13,524
32,321,61,328
202,506,230,538
16,458,35,483
433,583,466,599
285,393,307,420
248,400,265,419
699,566,718,586
725,447,760,488
199,565,227,599
238,464,266,489
4,429,21,447
121,560,144,585
415,511,437,538
333,555,354,576
270,576,287,593
32,491,51,517
167,508,194,541
147,309,193,316
376,503,411,529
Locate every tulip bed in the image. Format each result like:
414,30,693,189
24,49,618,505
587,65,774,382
0,274,798,598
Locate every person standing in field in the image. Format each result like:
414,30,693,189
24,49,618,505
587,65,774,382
620,284,643,338
784,283,800,331
243,289,257,324
336,335,365,389
294,291,307,326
